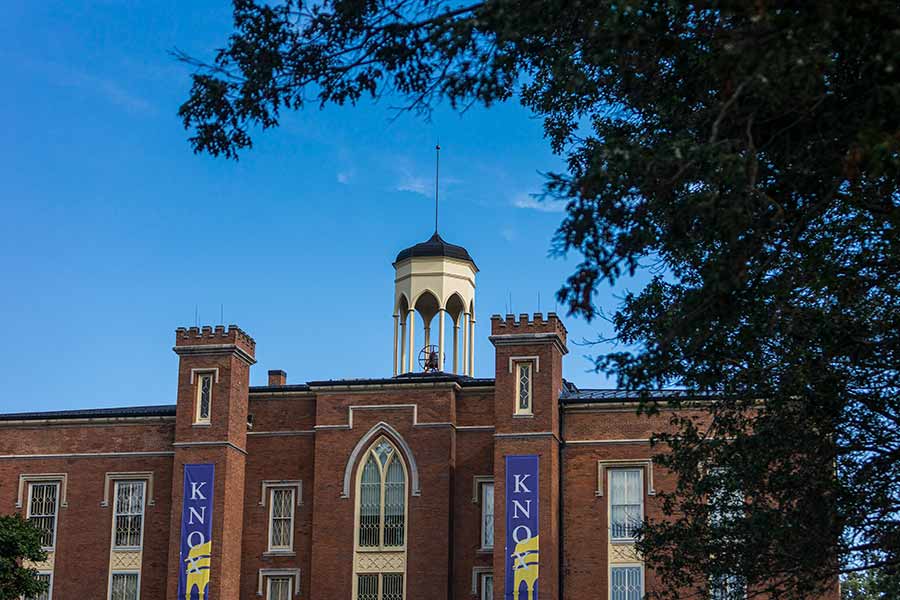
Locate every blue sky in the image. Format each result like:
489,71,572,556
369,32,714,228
0,2,647,414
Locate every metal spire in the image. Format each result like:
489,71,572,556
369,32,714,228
434,142,441,234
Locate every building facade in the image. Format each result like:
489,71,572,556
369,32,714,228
0,233,774,600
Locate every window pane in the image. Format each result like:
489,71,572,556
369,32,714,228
359,455,382,547
28,483,58,548
481,574,493,600
382,573,404,600
269,576,292,600
610,469,642,539
383,458,406,547
357,574,378,600
26,573,51,600
270,489,294,549
518,364,531,410
711,574,746,600
110,573,139,600
481,483,494,549
611,567,642,600
198,375,212,420
114,481,145,548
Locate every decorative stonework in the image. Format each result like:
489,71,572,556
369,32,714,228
355,552,406,572
24,550,54,570
609,543,640,564
110,550,142,570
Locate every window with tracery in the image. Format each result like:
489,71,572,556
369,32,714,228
354,437,408,600
357,439,406,549
113,480,145,549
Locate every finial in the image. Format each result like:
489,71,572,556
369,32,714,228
434,142,441,234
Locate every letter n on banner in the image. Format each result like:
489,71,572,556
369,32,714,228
178,464,215,600
505,455,539,600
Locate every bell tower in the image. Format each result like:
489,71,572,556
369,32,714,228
392,232,477,375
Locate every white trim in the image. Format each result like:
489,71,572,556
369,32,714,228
341,422,421,498
566,438,652,445
513,360,534,416
480,482,494,551
25,480,60,551
596,460,655,497
108,570,141,600
508,355,540,373
17,474,67,509
171,441,247,454
194,372,214,424
266,487,296,553
609,563,644,600
608,468,644,543
471,476,493,503
260,480,303,507
189,367,220,384
256,569,301,597
102,472,155,507
110,480,147,551
470,567,492,595
480,572,494,600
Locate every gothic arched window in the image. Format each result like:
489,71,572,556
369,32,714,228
356,438,407,549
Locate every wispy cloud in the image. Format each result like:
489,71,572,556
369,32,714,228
512,193,567,213
337,170,354,184
501,227,517,242
21,56,154,115
396,175,429,196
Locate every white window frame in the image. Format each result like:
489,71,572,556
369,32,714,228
194,372,214,424
609,564,644,600
266,575,294,600
479,572,493,600
111,479,146,550
26,570,53,600
26,481,60,551
267,486,296,553
256,569,301,597
609,468,644,542
480,481,494,550
513,360,534,415
108,570,140,600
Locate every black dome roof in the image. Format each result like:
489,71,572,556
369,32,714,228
394,232,476,266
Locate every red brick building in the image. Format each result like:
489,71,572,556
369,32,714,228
0,233,734,600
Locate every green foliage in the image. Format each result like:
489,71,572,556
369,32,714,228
178,1,900,598
841,567,900,600
0,514,48,600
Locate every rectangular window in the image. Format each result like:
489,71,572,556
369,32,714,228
382,573,403,600
27,482,59,549
267,576,293,600
268,487,295,551
480,482,494,549
356,573,403,600
109,572,139,600
480,573,493,600
514,362,533,415
113,480,146,549
26,572,52,600
195,373,213,423
610,566,642,600
610,468,643,540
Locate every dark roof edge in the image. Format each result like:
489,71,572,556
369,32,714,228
0,404,177,422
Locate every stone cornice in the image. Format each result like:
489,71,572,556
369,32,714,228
172,343,257,365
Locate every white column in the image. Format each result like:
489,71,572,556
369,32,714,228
400,315,407,374
407,309,416,373
393,314,399,376
462,312,471,375
437,309,446,372
468,317,476,376
452,319,460,374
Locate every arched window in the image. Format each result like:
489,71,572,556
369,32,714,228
356,438,407,549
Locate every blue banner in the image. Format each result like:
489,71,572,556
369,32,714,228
505,455,539,600
177,464,214,600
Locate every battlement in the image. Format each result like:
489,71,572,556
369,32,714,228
174,324,256,357
490,312,567,341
